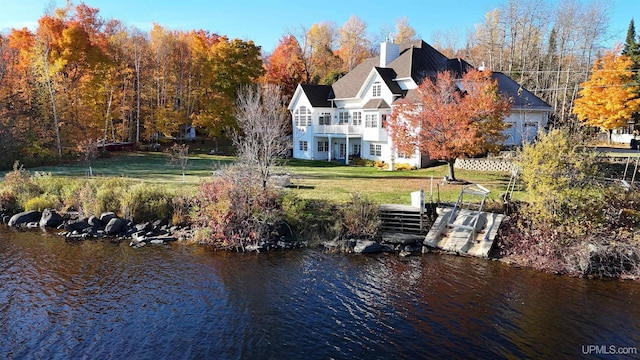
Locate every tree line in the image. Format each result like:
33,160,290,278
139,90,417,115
0,0,627,169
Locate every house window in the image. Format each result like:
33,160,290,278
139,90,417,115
365,114,378,128
294,106,312,127
338,112,349,125
372,81,381,97
398,151,413,159
353,112,362,126
370,144,382,156
353,144,361,157
299,141,308,151
319,113,331,125
317,141,329,152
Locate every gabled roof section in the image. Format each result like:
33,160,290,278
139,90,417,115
363,98,390,109
391,40,450,83
447,58,475,77
331,58,379,99
300,84,334,107
375,67,403,95
492,72,551,110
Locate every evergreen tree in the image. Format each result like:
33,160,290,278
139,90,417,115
623,19,640,124
623,19,639,59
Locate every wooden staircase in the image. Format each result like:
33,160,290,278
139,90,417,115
379,204,433,234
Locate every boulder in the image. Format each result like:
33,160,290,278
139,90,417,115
105,217,126,235
39,209,64,228
8,211,42,227
152,218,169,230
88,215,103,229
354,240,382,254
134,222,152,232
64,218,90,232
99,212,117,224
272,221,294,242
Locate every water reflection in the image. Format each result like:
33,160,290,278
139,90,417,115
1,229,639,359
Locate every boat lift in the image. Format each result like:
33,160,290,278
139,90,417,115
423,184,504,258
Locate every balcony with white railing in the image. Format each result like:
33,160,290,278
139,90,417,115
314,124,363,136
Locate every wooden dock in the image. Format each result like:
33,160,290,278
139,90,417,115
423,207,504,258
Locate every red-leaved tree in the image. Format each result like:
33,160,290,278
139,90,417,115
387,69,511,181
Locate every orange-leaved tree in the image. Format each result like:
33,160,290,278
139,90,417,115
573,49,640,142
264,34,306,100
388,69,511,181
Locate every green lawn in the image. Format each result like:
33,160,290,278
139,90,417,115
8,152,517,206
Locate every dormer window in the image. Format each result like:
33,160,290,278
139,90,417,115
372,81,381,97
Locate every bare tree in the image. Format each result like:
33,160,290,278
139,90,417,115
167,143,189,183
232,84,290,189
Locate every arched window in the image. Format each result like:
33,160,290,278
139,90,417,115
294,106,312,127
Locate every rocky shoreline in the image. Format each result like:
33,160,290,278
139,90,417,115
0,208,306,251
1,209,427,255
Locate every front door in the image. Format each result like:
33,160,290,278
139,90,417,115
339,143,347,159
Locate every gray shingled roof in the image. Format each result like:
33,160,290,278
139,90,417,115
301,84,334,107
362,98,390,109
331,58,379,99
394,40,450,82
492,72,551,110
319,40,550,112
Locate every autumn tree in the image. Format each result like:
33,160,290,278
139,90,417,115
232,84,290,189
393,17,418,44
193,37,264,137
337,15,371,71
388,70,512,181
573,49,640,141
300,22,343,84
264,35,306,99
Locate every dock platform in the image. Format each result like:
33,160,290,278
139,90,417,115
423,207,504,258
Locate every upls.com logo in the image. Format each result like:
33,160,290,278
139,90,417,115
582,345,638,356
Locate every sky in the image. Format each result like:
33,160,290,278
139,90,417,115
0,0,637,53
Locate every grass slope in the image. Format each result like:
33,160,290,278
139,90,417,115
9,152,515,206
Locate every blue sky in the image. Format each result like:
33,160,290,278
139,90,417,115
0,0,637,53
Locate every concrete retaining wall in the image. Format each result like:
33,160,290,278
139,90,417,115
454,158,515,173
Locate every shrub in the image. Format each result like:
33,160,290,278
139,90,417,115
24,194,61,211
393,163,416,171
192,166,284,249
0,190,20,214
75,181,98,217
517,129,605,230
171,193,191,226
94,178,131,216
335,193,381,240
1,162,41,209
373,160,387,169
350,157,376,167
122,183,173,223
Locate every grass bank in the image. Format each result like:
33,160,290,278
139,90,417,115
13,151,515,206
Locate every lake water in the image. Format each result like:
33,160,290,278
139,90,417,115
1,228,639,359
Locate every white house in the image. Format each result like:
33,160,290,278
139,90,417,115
288,40,552,167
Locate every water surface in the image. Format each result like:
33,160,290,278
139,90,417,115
1,229,639,359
